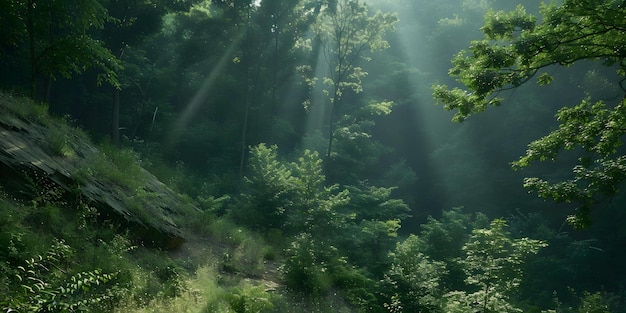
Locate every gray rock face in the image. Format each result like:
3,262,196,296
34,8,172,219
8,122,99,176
0,93,186,249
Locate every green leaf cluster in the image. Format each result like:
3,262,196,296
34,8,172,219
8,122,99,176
433,0,626,225
6,240,119,312
381,209,547,313
435,0,625,122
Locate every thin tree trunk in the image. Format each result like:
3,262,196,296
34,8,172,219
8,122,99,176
326,90,339,160
481,270,493,313
45,76,52,103
238,5,252,182
113,88,120,147
326,31,343,161
28,0,36,99
269,13,279,143
239,99,251,180
112,47,125,147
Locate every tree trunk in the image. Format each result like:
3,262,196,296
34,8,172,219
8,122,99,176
326,93,338,160
112,88,120,147
269,13,279,143
28,0,36,99
45,76,52,104
238,5,252,182
326,33,343,162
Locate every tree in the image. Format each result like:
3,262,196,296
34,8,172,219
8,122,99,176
418,208,488,291
382,235,447,313
236,0,313,180
444,219,547,313
302,0,397,161
433,0,626,228
289,148,351,239
101,0,179,146
150,0,310,188
0,0,121,99
235,144,296,231
235,144,350,235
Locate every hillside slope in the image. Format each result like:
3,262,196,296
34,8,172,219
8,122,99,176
0,92,187,249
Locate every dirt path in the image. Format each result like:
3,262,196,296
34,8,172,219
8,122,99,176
168,234,283,291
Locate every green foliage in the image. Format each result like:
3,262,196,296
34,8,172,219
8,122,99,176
221,237,266,277
0,0,121,95
4,240,120,312
302,0,398,158
40,35,122,88
122,188,164,226
330,265,378,311
154,264,185,299
0,93,49,123
345,183,410,221
225,283,276,313
444,219,547,313
444,290,522,313
0,159,186,312
312,0,398,97
236,144,352,238
336,182,408,273
541,290,621,313
379,209,550,313
481,5,536,40
173,194,220,236
418,208,488,290
433,0,626,226
235,144,296,231
205,218,248,246
328,106,398,183
578,291,612,313
283,233,334,295
76,143,146,190
238,143,414,305
348,219,399,274
513,98,626,228
46,125,75,157
289,149,351,239
434,0,626,121
382,235,447,313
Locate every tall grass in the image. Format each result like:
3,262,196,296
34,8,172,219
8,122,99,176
113,265,230,313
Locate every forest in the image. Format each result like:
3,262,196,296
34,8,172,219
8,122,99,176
1,0,625,312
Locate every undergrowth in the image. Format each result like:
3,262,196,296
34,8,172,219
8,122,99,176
0,182,189,313
0,93,357,313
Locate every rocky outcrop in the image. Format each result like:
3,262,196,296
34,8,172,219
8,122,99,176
0,93,186,249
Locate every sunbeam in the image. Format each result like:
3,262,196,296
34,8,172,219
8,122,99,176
165,30,246,149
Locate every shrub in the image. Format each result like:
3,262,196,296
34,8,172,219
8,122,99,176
283,234,332,296
225,283,276,313
3,240,121,312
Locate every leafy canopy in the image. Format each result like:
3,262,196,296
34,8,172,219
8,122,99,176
444,219,546,313
299,0,398,159
433,0,626,227
311,0,398,100
4,0,122,88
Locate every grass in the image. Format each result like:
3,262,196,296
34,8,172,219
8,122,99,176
0,182,355,313
83,142,146,190
0,92,49,124
0,187,200,312
114,265,229,313
0,91,359,313
46,125,76,157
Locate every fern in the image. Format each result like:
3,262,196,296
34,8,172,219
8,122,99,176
5,240,120,312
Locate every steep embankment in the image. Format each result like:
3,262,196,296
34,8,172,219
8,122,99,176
0,92,294,313
0,92,187,249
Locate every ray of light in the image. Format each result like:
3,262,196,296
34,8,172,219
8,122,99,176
300,45,332,153
165,30,246,148
371,0,497,217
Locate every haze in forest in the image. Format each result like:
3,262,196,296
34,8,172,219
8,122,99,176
1,0,625,312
